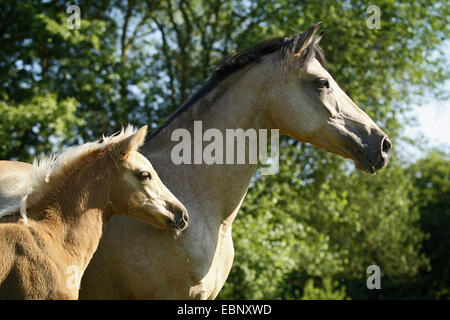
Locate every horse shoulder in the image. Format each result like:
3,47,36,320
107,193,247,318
0,222,64,299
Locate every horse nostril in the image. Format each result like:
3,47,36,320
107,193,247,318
182,211,189,225
382,137,392,154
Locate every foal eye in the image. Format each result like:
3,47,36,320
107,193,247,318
138,171,151,180
317,79,329,89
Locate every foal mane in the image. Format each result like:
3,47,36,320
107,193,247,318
148,29,326,140
0,125,138,223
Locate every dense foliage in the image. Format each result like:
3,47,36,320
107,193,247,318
0,0,448,299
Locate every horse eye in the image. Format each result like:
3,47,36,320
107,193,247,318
138,171,151,180
317,79,329,89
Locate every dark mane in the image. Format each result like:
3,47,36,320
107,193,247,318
148,33,326,139
213,37,287,80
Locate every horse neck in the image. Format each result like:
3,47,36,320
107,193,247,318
26,154,115,269
143,67,270,226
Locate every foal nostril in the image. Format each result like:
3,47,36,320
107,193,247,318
165,202,188,229
381,137,392,154
173,206,189,229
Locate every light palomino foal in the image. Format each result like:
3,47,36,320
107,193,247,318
0,126,188,299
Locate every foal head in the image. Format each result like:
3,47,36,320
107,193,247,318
1,126,188,234
106,126,189,233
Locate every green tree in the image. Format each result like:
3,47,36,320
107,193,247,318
0,0,448,299
0,0,156,160
219,147,428,299
407,151,450,299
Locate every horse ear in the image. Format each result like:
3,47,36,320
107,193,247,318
115,125,148,158
313,31,324,45
294,21,322,57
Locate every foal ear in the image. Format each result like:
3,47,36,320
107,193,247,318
293,21,322,57
115,125,148,158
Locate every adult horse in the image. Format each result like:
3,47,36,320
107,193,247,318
1,23,391,299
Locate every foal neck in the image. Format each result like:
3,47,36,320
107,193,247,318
25,151,116,267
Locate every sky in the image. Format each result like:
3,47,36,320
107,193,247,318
399,41,450,161
400,95,450,161
408,94,450,146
